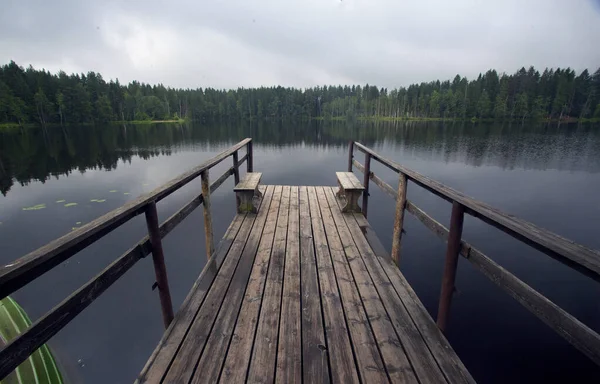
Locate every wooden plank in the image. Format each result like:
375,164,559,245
0,138,252,299
405,199,600,367
330,188,449,383
322,188,417,383
189,186,276,383
336,172,364,191
315,187,389,383
276,186,302,383
362,154,371,217
219,186,283,383
353,141,600,281
137,211,248,383
234,172,262,191
0,241,146,380
307,187,359,384
246,186,290,383
351,212,476,384
298,187,330,384
161,189,266,383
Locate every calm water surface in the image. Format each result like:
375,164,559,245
1,121,600,383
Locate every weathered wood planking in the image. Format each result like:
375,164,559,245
246,186,290,383
307,187,360,384
190,186,276,383
350,210,476,384
276,186,302,383
0,138,252,299
160,188,270,383
329,188,451,383
335,172,364,191
353,141,600,281
219,186,283,383
315,187,388,383
234,172,263,191
298,187,330,383
322,187,417,383
137,210,249,383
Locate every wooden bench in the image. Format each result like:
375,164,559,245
234,172,263,213
335,171,365,213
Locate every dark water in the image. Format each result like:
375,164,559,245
1,120,600,383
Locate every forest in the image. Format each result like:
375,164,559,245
1,60,599,127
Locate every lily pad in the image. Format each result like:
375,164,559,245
124,192,130,195
71,227,80,231
64,203,78,207
23,204,46,211
56,199,66,203
90,199,98,202
109,190,117,193
95,199,106,203
76,221,82,225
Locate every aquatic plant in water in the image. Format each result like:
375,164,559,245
22,204,46,211
64,203,77,207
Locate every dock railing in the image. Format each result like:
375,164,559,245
348,140,600,367
0,138,254,379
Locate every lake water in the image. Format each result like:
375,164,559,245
1,120,600,383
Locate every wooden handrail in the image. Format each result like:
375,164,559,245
0,139,252,380
352,141,600,281
349,141,600,367
0,138,251,299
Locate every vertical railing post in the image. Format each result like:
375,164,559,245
144,201,174,328
362,153,371,218
347,141,354,172
201,170,215,260
436,201,465,332
247,141,253,173
390,173,408,266
232,150,240,185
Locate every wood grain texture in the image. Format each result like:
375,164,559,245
323,187,417,383
316,187,389,384
276,186,302,383
137,211,248,383
246,186,290,384
0,138,252,299
219,186,282,383
299,187,330,384
234,172,263,191
190,186,276,384
336,172,364,190
351,212,476,384
330,188,449,383
161,191,263,383
307,187,360,384
353,141,600,281
390,174,407,266
201,170,215,260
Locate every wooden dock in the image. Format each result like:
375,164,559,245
138,185,473,383
1,138,600,383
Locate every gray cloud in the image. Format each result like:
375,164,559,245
1,0,599,89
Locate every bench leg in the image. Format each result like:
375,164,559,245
336,187,362,213
237,191,259,213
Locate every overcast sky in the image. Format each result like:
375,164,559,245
1,0,599,89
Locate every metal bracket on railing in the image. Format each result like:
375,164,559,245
152,281,158,291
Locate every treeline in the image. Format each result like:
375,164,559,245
1,60,599,126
